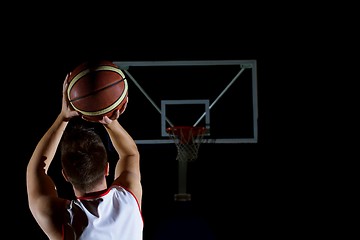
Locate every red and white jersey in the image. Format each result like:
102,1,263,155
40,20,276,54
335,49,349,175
63,185,143,240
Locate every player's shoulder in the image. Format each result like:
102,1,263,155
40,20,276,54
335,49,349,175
109,184,142,207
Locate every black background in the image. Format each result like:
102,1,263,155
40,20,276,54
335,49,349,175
4,18,316,239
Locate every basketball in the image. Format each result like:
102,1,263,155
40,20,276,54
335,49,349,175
66,60,128,121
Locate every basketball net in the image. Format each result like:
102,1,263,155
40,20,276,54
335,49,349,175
166,126,207,162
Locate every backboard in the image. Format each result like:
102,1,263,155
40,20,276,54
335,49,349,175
113,60,258,144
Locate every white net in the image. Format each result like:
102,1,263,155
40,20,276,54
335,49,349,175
166,126,207,162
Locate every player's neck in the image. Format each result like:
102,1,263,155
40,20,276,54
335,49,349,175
74,181,108,198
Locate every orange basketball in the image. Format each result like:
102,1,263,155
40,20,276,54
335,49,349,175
66,60,128,121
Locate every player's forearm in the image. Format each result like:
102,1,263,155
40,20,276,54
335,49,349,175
104,120,138,156
105,120,140,182
29,114,69,174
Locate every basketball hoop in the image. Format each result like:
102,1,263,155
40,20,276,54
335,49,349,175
166,126,207,162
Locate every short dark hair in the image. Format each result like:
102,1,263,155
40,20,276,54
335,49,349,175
60,124,108,192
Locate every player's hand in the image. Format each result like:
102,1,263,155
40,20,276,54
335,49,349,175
61,73,80,121
97,109,120,125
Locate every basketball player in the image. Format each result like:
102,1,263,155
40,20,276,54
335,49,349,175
26,74,143,239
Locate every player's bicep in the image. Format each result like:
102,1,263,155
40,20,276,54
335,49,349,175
30,196,67,239
27,161,58,207
113,154,140,181
113,155,141,193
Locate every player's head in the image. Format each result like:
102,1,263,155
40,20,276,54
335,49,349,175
60,124,108,192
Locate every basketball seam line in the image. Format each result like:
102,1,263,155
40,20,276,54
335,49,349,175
69,78,126,103
71,79,128,116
